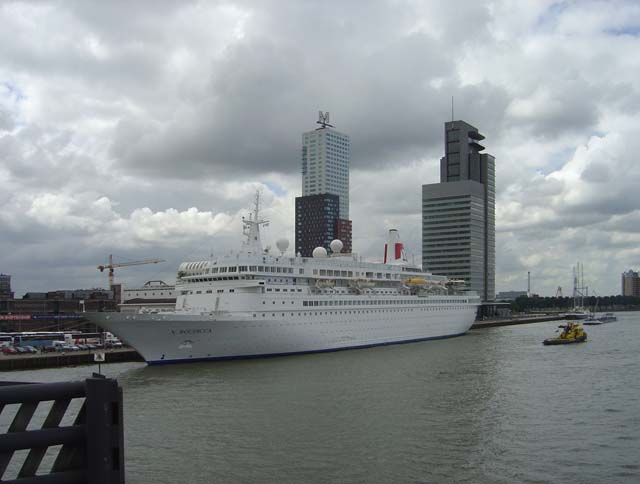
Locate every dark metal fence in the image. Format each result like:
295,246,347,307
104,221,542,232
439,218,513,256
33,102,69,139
0,376,124,484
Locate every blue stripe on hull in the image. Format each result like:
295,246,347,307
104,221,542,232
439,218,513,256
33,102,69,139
147,331,468,365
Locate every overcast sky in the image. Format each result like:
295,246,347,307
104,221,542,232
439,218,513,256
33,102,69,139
1,0,639,298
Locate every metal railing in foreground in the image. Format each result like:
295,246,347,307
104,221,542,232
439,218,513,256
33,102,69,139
0,376,124,484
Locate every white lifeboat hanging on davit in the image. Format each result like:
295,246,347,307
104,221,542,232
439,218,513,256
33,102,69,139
383,229,408,265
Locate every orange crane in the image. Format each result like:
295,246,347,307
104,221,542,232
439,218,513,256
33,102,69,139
97,254,165,288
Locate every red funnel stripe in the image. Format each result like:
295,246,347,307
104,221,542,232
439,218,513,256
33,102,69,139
395,243,403,260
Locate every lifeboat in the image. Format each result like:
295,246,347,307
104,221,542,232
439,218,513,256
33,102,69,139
543,322,587,345
405,277,427,286
348,279,376,290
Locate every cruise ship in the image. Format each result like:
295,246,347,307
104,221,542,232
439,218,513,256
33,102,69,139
88,194,480,365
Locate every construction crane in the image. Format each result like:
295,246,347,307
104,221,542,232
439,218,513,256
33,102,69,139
97,255,164,289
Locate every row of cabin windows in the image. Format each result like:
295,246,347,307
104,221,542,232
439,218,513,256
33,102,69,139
190,266,412,280
266,288,304,293
312,269,400,280
252,307,464,318
207,266,295,274
185,289,235,295
187,276,243,282
302,299,468,307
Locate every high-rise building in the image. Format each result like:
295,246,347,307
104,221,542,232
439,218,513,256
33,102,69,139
334,218,353,254
296,112,352,255
0,274,12,300
622,270,640,297
295,194,340,257
301,113,350,219
422,120,495,301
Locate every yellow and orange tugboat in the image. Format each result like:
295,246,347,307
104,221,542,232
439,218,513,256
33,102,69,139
543,322,587,345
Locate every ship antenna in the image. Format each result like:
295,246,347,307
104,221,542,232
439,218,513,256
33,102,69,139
242,189,269,254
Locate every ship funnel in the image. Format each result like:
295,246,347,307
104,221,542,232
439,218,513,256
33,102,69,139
383,229,407,265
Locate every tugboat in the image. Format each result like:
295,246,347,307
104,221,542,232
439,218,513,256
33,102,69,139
543,322,588,345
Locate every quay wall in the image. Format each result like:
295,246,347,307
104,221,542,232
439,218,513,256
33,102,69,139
0,348,143,371
472,314,564,329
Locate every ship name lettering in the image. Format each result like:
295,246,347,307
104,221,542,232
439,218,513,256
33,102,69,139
177,328,213,335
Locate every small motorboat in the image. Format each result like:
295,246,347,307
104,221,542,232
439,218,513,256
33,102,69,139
543,322,587,345
598,312,617,323
583,315,602,326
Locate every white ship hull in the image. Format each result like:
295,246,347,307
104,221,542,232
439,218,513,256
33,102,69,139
89,306,476,365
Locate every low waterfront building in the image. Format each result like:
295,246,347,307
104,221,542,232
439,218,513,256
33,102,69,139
496,290,528,301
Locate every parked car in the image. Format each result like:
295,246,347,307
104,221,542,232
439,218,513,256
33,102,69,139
1,346,18,355
56,344,80,352
14,346,28,354
23,346,38,354
76,344,88,351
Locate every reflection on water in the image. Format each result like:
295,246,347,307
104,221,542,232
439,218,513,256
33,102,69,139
2,313,639,483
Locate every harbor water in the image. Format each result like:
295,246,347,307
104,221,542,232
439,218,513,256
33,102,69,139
2,312,639,483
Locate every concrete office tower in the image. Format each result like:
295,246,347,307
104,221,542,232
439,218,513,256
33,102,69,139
622,270,640,297
296,112,352,256
422,120,495,301
301,114,350,219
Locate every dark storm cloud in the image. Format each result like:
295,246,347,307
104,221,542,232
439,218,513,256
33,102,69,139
111,30,463,179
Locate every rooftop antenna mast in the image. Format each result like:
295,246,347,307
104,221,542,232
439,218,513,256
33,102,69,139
451,96,454,122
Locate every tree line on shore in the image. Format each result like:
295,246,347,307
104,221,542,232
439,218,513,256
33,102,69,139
510,295,640,313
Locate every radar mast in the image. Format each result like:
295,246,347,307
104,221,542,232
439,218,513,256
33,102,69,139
242,190,269,254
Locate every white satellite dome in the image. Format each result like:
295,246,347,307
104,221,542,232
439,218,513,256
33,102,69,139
312,246,328,258
276,238,290,254
329,239,343,254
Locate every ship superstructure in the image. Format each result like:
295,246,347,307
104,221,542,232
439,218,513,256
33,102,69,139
88,193,480,364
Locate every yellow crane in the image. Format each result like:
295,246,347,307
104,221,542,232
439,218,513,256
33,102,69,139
97,255,164,288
